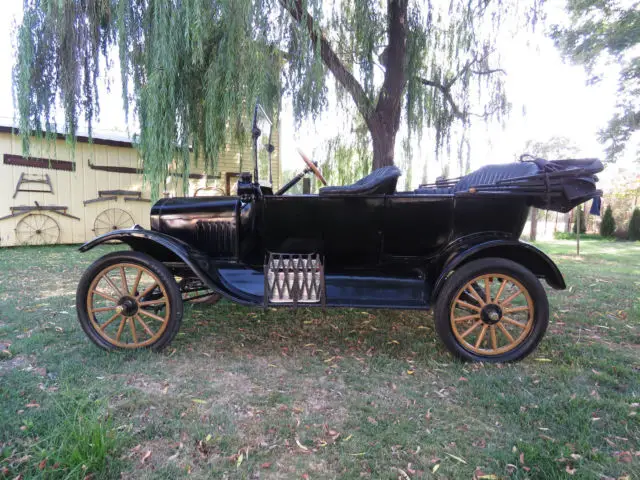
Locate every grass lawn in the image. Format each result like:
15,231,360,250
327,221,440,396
0,239,638,479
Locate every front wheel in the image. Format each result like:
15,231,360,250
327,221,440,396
76,251,183,351
434,258,549,362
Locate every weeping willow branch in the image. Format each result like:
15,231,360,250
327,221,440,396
278,0,373,121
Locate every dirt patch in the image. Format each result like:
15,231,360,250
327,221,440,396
0,355,42,376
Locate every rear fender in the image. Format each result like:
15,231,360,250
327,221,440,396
79,228,244,301
432,240,565,299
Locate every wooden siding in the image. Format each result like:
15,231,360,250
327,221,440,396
0,127,280,247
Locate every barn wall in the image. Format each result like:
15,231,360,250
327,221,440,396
0,128,281,247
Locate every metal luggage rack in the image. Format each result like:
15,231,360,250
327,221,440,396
264,252,325,308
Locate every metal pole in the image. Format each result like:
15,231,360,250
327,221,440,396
576,207,581,256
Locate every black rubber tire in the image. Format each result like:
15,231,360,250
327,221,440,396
76,251,184,351
434,257,549,362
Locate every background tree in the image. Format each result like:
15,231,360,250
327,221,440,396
629,207,640,241
552,0,640,162
523,136,579,240
600,204,616,237
14,0,541,196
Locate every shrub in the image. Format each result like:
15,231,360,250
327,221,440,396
600,205,616,237
629,208,640,241
572,206,586,234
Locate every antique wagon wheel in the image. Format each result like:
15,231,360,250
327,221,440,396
93,208,135,235
15,213,60,245
434,258,548,362
76,251,183,350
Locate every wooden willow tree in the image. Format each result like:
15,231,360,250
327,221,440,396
14,0,541,196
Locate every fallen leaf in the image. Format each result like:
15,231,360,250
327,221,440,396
25,403,40,408
565,465,576,475
432,464,440,473
261,462,272,469
445,452,467,464
191,399,207,404
617,451,633,463
38,459,47,470
367,416,378,425
141,451,151,464
295,437,309,451
407,370,414,375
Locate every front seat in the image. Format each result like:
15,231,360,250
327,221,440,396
319,165,402,196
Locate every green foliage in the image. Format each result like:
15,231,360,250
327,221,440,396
600,205,616,237
572,206,586,234
553,232,604,240
320,121,372,187
14,0,541,195
552,1,639,161
629,207,640,240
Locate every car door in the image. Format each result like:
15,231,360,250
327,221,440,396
383,194,454,258
261,195,385,269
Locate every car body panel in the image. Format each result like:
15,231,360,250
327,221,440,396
79,186,565,310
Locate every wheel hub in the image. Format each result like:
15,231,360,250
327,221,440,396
480,304,503,325
117,296,139,317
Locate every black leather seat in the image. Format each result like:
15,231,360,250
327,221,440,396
319,165,402,196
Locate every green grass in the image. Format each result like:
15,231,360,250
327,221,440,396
0,240,638,479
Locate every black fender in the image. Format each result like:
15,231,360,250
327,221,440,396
79,228,261,305
432,239,565,299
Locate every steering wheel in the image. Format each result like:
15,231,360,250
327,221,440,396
297,149,327,186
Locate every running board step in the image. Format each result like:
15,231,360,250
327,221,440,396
264,253,325,307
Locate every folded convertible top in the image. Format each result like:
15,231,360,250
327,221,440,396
416,156,604,213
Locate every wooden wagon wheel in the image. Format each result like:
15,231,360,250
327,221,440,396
93,208,135,235
15,213,60,245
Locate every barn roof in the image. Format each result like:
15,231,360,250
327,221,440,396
0,121,135,149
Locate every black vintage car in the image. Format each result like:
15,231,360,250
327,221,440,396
76,106,603,362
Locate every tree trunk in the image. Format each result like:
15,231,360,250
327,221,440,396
370,116,398,169
369,0,408,170
283,0,407,172
530,208,538,241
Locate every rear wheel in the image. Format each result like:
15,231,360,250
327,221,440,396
76,251,183,351
434,258,549,362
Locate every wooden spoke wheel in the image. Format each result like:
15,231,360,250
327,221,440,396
76,251,183,351
15,214,60,245
93,208,135,236
434,258,549,362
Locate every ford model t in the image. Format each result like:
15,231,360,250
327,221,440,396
76,105,603,362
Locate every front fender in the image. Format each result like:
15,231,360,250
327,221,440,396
432,239,565,299
79,228,261,305
80,227,213,283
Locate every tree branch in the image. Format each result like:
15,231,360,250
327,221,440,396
418,77,466,120
278,0,374,122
